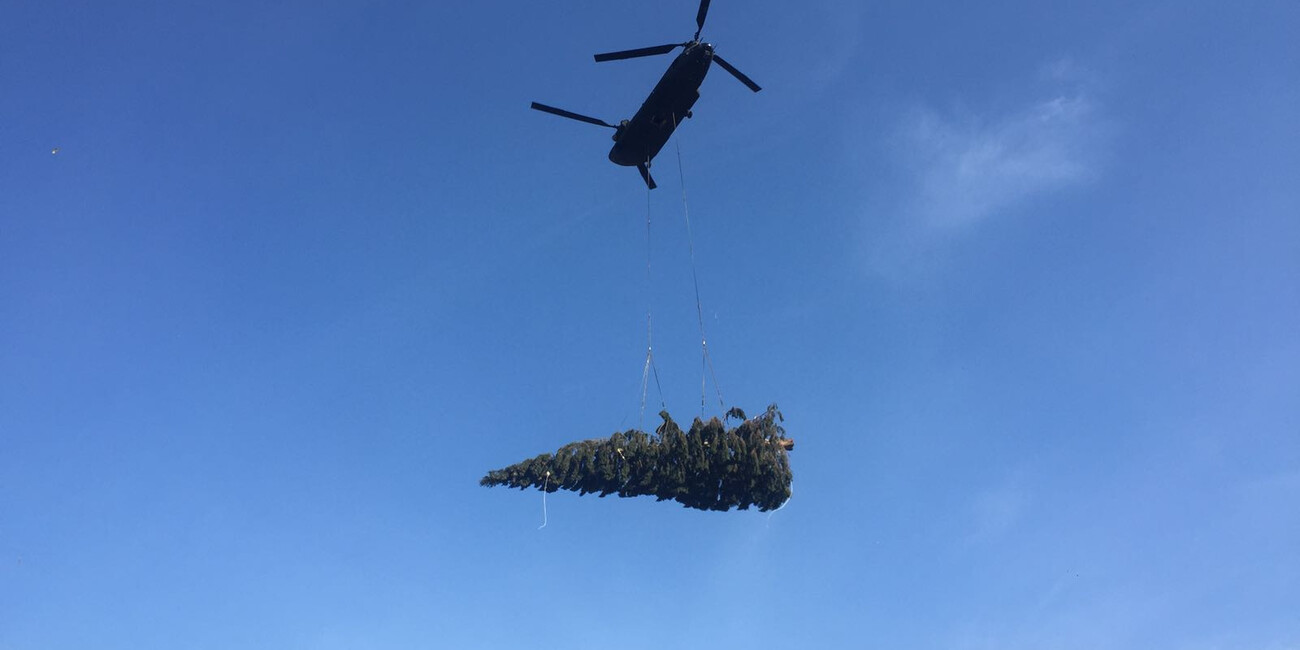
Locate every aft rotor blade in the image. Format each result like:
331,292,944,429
594,43,683,62
712,54,762,92
637,163,657,190
530,102,616,128
695,0,711,38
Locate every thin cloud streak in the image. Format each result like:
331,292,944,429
900,88,1100,231
860,61,1107,280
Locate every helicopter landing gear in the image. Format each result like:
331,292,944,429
637,159,658,190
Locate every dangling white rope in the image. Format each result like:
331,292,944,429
766,481,792,524
538,472,550,529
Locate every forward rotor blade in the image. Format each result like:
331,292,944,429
637,163,657,190
695,0,711,38
530,102,616,128
712,54,762,92
594,43,682,62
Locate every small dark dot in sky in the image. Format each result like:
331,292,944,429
52,147,60,155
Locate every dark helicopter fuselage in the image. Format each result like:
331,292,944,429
529,0,760,189
607,42,714,167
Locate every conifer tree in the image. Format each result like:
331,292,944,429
480,405,794,512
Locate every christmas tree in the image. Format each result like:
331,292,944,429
480,405,794,512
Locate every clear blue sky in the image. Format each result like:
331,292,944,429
3,1,1297,648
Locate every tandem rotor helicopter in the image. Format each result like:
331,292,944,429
530,0,761,189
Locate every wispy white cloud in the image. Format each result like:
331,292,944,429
860,60,1107,279
896,61,1103,231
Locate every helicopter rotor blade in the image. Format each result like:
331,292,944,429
711,54,762,92
695,0,711,39
637,163,658,190
530,102,617,128
594,43,684,62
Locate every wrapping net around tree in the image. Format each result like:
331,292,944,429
480,405,793,512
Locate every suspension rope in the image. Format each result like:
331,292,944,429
639,173,665,429
673,118,725,416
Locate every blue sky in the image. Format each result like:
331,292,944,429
2,1,1297,648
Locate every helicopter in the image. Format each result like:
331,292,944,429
530,0,761,189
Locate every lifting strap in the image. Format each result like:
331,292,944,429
638,122,725,424
672,117,725,416
640,175,665,429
